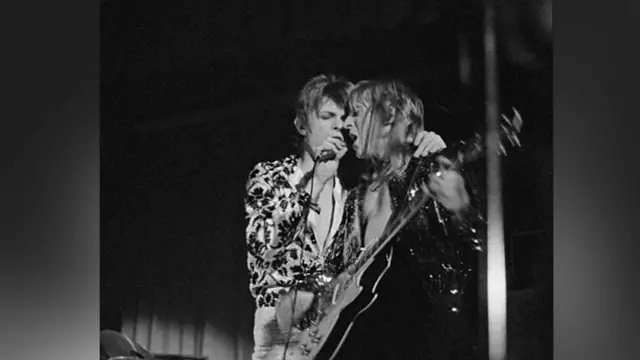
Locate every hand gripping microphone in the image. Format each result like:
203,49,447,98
314,128,352,163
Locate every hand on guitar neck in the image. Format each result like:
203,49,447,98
423,107,523,215
427,156,470,214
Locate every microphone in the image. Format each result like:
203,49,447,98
315,150,336,162
314,129,352,163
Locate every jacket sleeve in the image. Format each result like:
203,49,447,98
442,166,486,251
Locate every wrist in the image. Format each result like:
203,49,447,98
313,172,332,185
312,173,331,185
310,182,327,204
436,192,469,212
303,175,327,200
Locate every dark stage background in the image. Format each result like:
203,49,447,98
101,0,551,359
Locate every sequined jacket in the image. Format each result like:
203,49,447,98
324,154,486,316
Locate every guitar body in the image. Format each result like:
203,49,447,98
291,248,395,360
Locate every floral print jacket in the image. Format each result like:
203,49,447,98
244,155,345,308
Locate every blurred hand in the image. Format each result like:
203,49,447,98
408,131,446,158
428,156,469,212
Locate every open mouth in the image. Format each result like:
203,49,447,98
347,132,358,147
333,129,352,148
339,128,355,143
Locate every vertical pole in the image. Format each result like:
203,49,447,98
483,0,508,359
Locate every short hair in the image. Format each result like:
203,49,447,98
292,74,353,152
294,74,353,128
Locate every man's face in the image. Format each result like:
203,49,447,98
304,98,346,151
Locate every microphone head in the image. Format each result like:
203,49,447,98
316,150,336,162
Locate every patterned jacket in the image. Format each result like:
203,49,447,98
244,155,346,308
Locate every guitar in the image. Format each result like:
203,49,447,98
288,108,524,360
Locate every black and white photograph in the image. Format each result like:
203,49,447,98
101,1,552,359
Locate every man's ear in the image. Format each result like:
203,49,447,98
294,117,306,136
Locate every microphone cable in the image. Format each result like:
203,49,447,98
282,157,320,360
282,130,349,359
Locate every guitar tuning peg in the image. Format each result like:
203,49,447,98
511,107,523,131
501,113,513,126
499,143,507,156
511,134,522,148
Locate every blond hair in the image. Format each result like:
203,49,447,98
349,80,424,187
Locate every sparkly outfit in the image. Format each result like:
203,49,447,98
323,155,486,360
